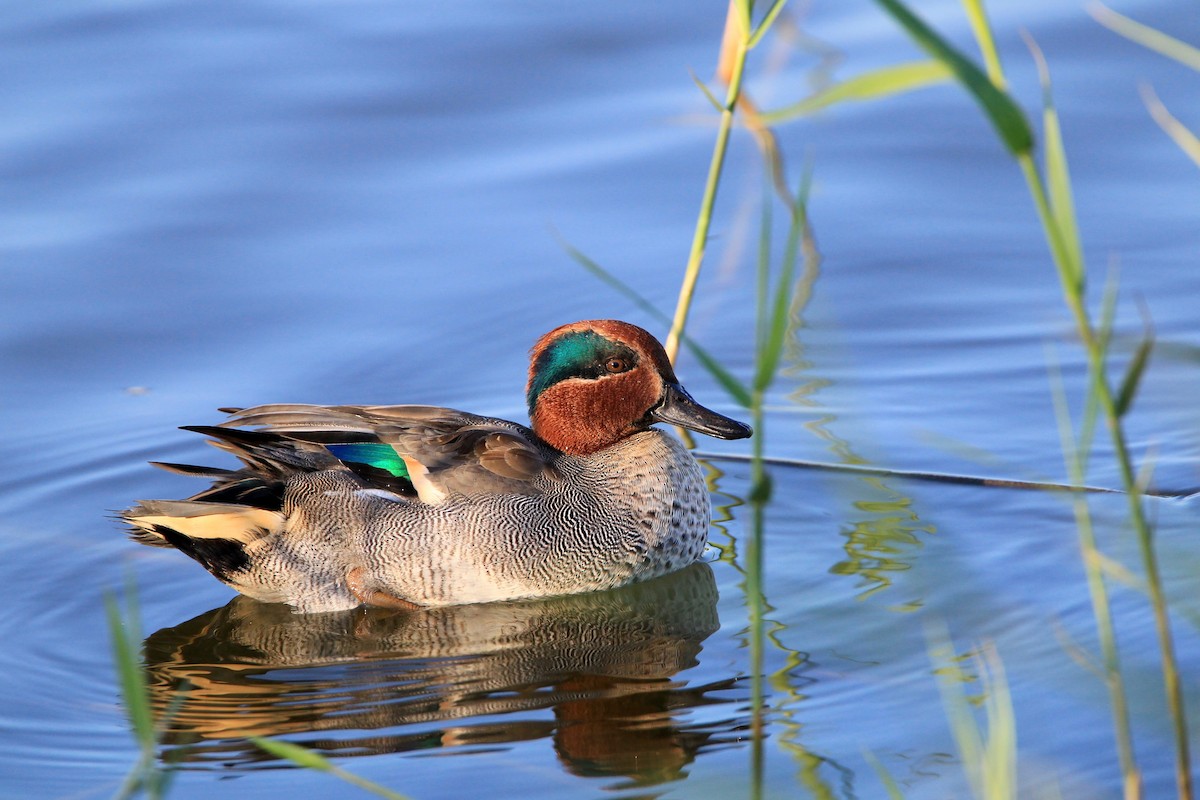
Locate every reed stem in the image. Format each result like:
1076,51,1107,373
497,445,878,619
747,396,768,800
665,1,751,364
1019,149,1190,799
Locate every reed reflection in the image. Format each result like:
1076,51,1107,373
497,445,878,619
143,563,741,786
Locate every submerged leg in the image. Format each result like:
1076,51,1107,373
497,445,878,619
346,566,421,611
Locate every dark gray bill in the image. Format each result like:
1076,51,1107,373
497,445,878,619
649,382,752,440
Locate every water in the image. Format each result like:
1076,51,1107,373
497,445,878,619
2,1,1198,798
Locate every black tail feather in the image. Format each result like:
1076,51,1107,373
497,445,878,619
180,425,338,479
190,476,285,510
150,461,239,478
152,524,250,583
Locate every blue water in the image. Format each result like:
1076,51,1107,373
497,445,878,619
2,1,1198,798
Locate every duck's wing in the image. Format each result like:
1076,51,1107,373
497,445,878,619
221,404,553,502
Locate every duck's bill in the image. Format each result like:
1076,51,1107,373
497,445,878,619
650,383,753,440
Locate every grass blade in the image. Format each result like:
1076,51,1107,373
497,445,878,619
251,738,416,800
667,0,752,363
252,738,334,773
1046,344,1140,791
1140,83,1200,169
1096,260,1120,355
560,238,664,324
863,750,908,800
760,60,952,124
930,630,1017,800
107,576,183,800
753,175,810,393
747,0,789,50
1025,32,1084,293
755,181,772,358
689,68,724,112
731,0,751,41
691,340,754,408
106,592,153,752
961,0,1005,87
1090,2,1200,71
1115,324,1155,419
872,0,1033,155
562,238,752,406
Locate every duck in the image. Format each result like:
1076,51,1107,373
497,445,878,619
123,319,752,613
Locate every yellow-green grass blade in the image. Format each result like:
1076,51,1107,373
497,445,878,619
863,749,908,799
872,0,1033,155
252,738,334,773
753,175,810,393
755,182,773,358
690,68,724,112
961,0,1005,88
1115,326,1155,419
562,238,753,407
1025,32,1085,293
687,337,755,410
1141,84,1200,169
251,738,415,800
107,577,182,800
732,0,752,41
930,632,1017,800
1046,344,1140,787
1090,2,1200,72
747,0,789,50
106,591,153,752
759,60,952,125
666,0,751,364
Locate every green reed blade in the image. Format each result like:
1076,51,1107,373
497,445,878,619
979,646,1017,800
1091,3,1200,72
251,738,415,800
732,0,752,37
563,238,753,406
869,1,1190,793
863,750,907,800
1115,330,1154,419
1073,264,1117,480
759,60,952,125
930,631,1017,800
559,236,667,325
962,0,1005,87
251,738,333,772
753,175,809,393
1097,262,1119,356
665,0,792,365
746,400,768,800
1096,551,1143,592
668,0,784,363
690,69,724,112
693,343,754,408
1141,84,1200,169
1046,345,1138,788
105,592,153,752
872,0,1033,155
106,577,180,800
748,0,790,50
1026,33,1085,293
755,182,772,358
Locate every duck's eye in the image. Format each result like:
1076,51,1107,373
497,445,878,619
605,357,630,374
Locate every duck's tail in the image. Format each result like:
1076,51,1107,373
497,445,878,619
121,423,326,581
123,499,285,582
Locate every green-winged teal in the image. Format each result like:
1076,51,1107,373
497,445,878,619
123,320,751,612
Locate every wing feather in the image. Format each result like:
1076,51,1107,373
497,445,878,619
220,404,552,501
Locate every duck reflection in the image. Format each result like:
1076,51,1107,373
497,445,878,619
143,563,740,786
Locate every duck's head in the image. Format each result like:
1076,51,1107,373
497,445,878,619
526,319,752,455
